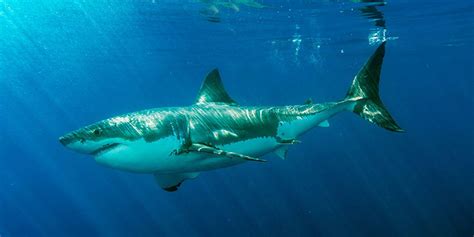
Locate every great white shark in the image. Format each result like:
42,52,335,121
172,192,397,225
59,42,402,192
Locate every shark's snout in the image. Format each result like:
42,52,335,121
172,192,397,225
59,133,77,147
59,136,69,146
58,132,91,153
59,130,123,156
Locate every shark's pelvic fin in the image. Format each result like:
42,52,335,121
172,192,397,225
154,172,200,192
195,69,238,105
345,42,403,132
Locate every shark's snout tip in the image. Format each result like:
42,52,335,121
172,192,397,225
59,136,68,146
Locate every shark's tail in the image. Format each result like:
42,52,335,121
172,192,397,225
344,42,403,132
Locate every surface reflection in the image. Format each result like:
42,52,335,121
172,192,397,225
197,0,266,22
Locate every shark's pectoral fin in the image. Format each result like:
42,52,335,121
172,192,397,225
154,172,200,192
188,143,267,162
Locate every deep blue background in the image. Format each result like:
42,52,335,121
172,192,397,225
0,0,473,236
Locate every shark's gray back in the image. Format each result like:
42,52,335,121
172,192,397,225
97,102,338,146
63,68,344,147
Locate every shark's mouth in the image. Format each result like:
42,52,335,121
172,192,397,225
91,143,121,156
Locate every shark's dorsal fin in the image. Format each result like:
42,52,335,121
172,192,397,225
195,69,237,105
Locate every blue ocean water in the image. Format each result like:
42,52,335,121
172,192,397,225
0,0,473,236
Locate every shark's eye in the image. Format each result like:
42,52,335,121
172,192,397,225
93,129,102,136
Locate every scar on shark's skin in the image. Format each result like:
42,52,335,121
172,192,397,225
59,42,402,192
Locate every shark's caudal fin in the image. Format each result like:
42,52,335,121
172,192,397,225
345,42,403,132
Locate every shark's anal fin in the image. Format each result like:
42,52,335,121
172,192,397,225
274,146,289,160
154,172,200,192
187,143,266,162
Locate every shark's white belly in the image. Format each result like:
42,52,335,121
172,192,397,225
94,136,280,173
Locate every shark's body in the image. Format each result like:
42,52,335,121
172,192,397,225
60,43,402,191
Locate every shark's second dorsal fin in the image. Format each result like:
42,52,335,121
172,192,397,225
195,69,237,105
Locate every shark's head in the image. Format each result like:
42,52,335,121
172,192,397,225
58,112,178,173
59,119,129,156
